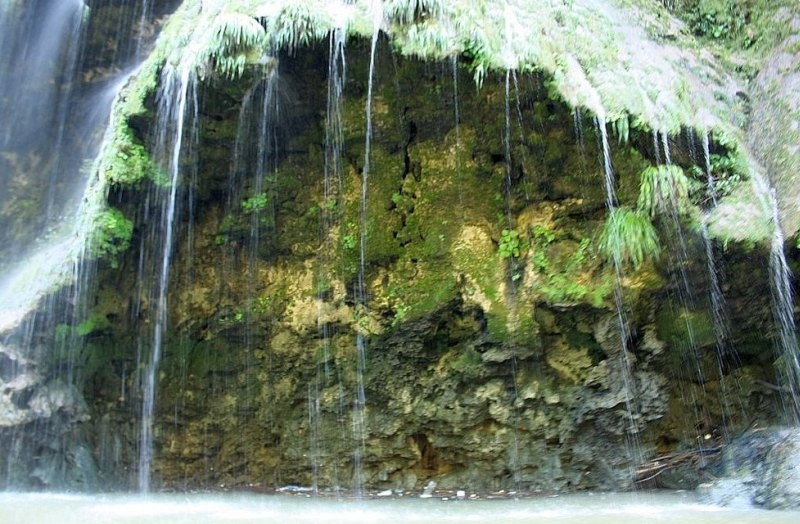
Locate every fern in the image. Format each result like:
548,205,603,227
384,0,447,24
599,207,661,269
395,20,457,59
200,12,269,79
637,164,690,218
267,3,330,52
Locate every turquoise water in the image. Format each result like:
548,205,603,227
1,491,799,524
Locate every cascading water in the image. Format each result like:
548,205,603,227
0,0,167,489
0,0,90,332
4,0,800,505
310,22,348,493
751,172,800,422
596,117,644,472
350,0,383,496
653,133,713,444
223,62,281,484
697,131,742,436
450,56,463,213
137,64,197,493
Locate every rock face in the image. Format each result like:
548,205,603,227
702,428,800,510
748,10,800,237
758,429,800,509
0,0,798,496
68,37,789,493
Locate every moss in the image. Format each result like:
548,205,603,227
89,207,134,268
705,181,772,247
673,0,795,55
100,122,161,186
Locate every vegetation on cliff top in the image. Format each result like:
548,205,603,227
90,0,797,268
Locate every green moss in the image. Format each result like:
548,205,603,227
100,122,161,186
705,181,772,247
450,345,484,378
656,301,718,375
76,313,112,337
89,207,134,268
674,0,794,54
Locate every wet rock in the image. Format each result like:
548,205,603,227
755,429,800,509
701,428,800,510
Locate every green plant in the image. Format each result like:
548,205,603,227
266,2,329,52
385,0,447,24
599,207,661,269
688,149,748,205
684,0,748,41
76,314,111,337
342,234,357,250
530,227,598,304
498,229,523,259
90,207,134,268
637,165,690,217
197,12,270,79
342,222,358,250
101,123,160,186
242,192,269,214
391,192,404,205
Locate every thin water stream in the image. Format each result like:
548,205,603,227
596,118,642,466
1,492,798,524
138,64,197,493
751,172,800,421
351,0,383,495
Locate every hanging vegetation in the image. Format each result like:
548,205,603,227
637,165,692,218
598,207,661,269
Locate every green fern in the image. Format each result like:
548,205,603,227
385,0,447,24
267,4,330,52
637,164,690,218
599,207,661,269
395,21,457,58
90,207,134,268
199,12,269,79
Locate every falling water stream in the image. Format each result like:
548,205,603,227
309,19,349,493
349,0,383,496
656,133,713,446
751,172,800,421
138,64,197,493
596,117,643,468
0,0,91,332
699,131,742,431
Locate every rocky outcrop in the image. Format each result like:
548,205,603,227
68,34,788,493
701,428,800,510
1,0,798,495
748,9,800,237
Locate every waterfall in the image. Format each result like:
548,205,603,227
699,131,742,435
596,117,643,471
137,64,197,493
450,55,466,217
0,0,90,332
0,0,162,489
352,0,383,495
222,63,281,484
751,173,800,422
657,133,710,442
309,25,348,493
